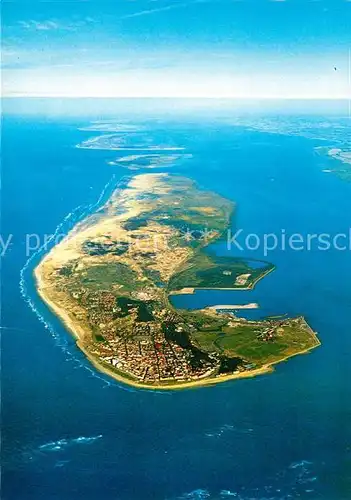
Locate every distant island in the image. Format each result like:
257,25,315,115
35,174,320,389
315,146,351,182
107,153,193,170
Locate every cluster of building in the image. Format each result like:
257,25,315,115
76,289,219,383
235,273,251,286
256,321,283,342
79,290,122,332
63,272,257,384
91,324,218,383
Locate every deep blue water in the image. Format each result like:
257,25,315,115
2,113,351,500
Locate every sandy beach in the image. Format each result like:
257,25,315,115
34,264,89,343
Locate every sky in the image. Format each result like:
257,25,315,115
2,0,351,99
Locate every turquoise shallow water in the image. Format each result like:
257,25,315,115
2,111,351,499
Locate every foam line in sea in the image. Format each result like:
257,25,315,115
18,172,170,395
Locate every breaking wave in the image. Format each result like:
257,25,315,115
169,459,319,499
18,174,131,389
38,434,103,452
205,424,254,438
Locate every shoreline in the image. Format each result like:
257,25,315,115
34,264,87,343
34,263,320,391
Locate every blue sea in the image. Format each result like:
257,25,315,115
2,100,351,499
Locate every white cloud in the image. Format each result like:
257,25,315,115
17,18,95,32
19,20,59,31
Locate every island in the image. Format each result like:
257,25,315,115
35,173,320,389
315,146,351,182
107,153,193,170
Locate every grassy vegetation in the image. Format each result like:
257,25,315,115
91,326,106,342
115,297,155,322
83,240,129,256
192,331,222,352
168,253,272,291
124,176,234,242
79,263,142,292
192,319,317,365
218,328,288,362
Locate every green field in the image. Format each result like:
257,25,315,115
192,319,317,365
79,262,143,293
168,253,273,291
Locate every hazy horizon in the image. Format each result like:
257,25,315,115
2,1,351,100
3,96,351,118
